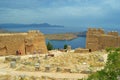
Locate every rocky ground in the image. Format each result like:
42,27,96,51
0,50,108,80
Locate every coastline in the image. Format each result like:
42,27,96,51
45,32,86,40
45,33,78,40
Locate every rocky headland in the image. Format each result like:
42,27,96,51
45,32,86,40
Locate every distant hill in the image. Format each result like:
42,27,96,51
0,23,64,28
0,29,9,33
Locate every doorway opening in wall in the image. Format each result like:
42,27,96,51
89,49,92,52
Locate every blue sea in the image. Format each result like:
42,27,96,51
1,25,120,49
46,37,86,49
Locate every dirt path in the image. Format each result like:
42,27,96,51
12,71,87,79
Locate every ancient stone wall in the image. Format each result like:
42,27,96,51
0,30,47,55
118,37,120,46
25,30,48,54
74,48,89,53
86,28,120,51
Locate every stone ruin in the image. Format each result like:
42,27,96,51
0,30,47,55
74,48,89,53
86,28,120,51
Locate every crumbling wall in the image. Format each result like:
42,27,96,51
86,28,120,51
86,28,103,51
0,34,26,55
118,37,120,46
74,48,89,53
25,30,47,54
99,35,118,49
0,30,47,55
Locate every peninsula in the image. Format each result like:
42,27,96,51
45,33,77,40
45,32,86,40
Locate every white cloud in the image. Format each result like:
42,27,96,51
0,0,120,26
103,0,120,9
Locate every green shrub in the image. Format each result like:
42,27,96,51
47,42,53,50
105,47,114,52
64,44,68,49
87,47,120,80
115,47,120,51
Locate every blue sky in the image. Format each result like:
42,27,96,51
0,0,120,27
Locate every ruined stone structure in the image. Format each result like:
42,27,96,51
0,30,47,55
86,28,120,51
74,48,89,53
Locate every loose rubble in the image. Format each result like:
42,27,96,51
0,50,108,80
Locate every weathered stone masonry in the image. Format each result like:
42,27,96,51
0,30,47,55
86,28,120,51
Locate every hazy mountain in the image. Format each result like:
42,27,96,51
0,23,64,28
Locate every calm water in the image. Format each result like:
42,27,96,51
46,37,86,49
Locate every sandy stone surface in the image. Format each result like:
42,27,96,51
0,50,108,80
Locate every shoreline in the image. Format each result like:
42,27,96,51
45,32,86,40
